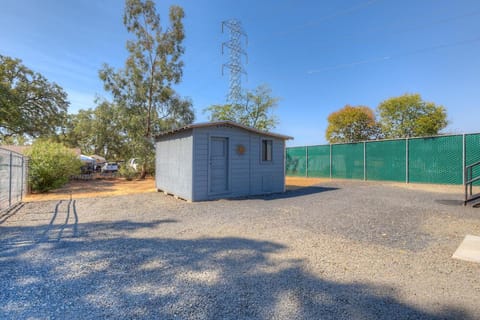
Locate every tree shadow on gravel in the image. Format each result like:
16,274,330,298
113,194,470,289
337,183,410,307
0,215,473,319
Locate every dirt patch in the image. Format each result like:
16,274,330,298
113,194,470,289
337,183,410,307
285,176,329,189
24,177,156,202
26,177,326,202
387,181,479,194
286,176,480,194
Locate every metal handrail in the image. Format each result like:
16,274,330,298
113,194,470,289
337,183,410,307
466,160,480,170
464,161,480,205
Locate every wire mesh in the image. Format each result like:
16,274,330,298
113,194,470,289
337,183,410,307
286,133,480,185
0,148,27,212
366,140,406,182
408,135,463,184
285,146,307,177
307,145,330,177
331,143,364,179
466,133,480,186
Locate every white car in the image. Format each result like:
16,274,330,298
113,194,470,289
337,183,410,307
102,162,119,173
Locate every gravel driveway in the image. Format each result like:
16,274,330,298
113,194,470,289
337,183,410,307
1,180,479,319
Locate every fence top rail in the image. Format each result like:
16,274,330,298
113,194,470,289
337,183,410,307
466,160,480,170
287,132,480,149
0,147,25,157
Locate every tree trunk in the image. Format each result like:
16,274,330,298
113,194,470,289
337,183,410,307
139,162,147,179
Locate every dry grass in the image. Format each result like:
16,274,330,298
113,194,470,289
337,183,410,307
24,177,156,202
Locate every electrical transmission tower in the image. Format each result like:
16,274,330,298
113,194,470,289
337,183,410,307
221,19,248,105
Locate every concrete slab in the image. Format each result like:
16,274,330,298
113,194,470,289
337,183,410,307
452,235,480,264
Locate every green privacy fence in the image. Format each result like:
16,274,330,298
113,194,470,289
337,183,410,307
286,133,480,185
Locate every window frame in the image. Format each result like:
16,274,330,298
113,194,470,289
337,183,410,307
261,139,273,163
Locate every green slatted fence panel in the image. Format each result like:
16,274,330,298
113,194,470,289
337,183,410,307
366,139,406,182
408,135,463,184
307,145,330,177
331,143,364,179
466,133,480,186
286,147,307,176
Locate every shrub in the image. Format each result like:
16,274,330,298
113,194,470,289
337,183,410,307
119,165,137,181
26,140,82,192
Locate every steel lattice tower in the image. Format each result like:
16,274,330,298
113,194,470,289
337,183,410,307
221,19,248,105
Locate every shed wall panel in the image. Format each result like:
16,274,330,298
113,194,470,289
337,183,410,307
155,130,193,200
249,136,285,195
192,125,285,201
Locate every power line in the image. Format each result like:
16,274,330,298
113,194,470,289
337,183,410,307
276,0,382,37
307,36,480,74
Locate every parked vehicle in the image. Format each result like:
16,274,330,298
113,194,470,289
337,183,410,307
80,155,96,174
102,162,119,173
127,158,139,171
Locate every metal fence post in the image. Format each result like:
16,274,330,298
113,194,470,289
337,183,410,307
21,156,24,200
305,146,308,177
8,151,13,207
462,134,466,184
405,138,409,184
329,144,332,179
363,141,366,181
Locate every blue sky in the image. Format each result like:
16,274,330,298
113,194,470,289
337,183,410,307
1,0,479,146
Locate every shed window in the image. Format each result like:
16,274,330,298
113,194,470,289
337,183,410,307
262,140,273,162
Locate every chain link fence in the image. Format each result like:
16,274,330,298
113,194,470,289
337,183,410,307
286,133,480,185
0,147,27,212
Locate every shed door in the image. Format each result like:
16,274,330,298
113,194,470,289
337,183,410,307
209,137,229,193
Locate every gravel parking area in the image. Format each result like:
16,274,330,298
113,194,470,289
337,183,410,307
1,180,479,319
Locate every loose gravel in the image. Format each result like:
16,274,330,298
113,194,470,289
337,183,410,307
1,180,479,319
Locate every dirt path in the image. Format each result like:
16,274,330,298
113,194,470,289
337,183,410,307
24,178,156,202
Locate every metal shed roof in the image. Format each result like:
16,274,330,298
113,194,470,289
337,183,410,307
155,121,293,141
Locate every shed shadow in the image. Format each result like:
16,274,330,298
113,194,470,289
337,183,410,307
261,185,338,200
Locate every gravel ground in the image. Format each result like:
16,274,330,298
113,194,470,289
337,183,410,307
1,180,480,319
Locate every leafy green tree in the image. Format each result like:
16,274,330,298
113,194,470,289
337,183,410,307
326,105,379,143
0,55,69,142
99,0,194,177
377,93,448,138
61,101,128,160
26,140,82,193
61,110,95,154
205,84,279,131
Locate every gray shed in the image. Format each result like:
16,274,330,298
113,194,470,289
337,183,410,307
155,121,293,201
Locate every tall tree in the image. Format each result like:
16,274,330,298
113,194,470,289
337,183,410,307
377,93,448,138
0,55,69,142
326,105,379,143
99,0,194,177
62,101,127,159
205,84,279,131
